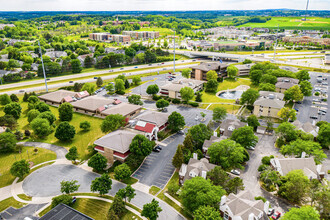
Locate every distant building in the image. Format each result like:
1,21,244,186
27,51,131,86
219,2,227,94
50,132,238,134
122,31,160,40
325,54,330,65
275,77,299,93
220,190,269,220
89,33,131,44
160,78,205,99
283,36,330,46
102,20,150,26
44,51,67,59
179,154,217,185
191,62,228,80
252,28,270,33
253,91,285,118
0,24,15,30
234,64,255,76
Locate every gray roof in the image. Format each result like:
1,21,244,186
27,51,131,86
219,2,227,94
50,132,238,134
235,64,255,71
38,90,77,103
40,203,94,220
161,79,205,92
191,62,227,72
202,136,227,151
135,110,169,127
94,129,138,153
220,119,248,137
72,96,114,112
275,77,299,89
101,102,142,117
179,158,216,183
254,97,285,109
259,91,284,100
160,83,185,92
292,120,319,137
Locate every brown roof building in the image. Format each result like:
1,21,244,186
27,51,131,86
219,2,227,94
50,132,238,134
191,62,228,81
39,90,89,106
71,96,114,115
100,102,142,119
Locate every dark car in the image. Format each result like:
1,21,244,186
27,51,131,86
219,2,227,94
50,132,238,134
69,81,74,83
271,211,281,220
310,115,318,119
93,76,98,79
46,78,50,81
155,145,162,150
153,147,161,152
294,108,299,112
296,101,302,104
177,130,184,135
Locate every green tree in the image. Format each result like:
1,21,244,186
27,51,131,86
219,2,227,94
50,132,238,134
128,94,143,105
156,99,169,110
249,70,263,85
35,102,50,113
60,180,80,194
277,107,297,122
188,124,212,150
208,139,247,169
227,65,238,78
284,85,303,102
101,114,126,133
116,185,136,203
260,168,280,190
82,82,97,94
317,123,330,148
146,84,159,96
55,122,76,141
0,132,17,153
4,102,22,119
180,87,194,102
141,199,162,220
296,70,310,82
231,126,259,149
65,146,79,162
212,106,227,122
314,183,330,218
247,115,260,130
194,205,222,220
9,94,19,103
114,163,132,181
278,170,310,204
27,109,40,123
132,76,141,85
96,77,103,87
109,195,126,217
276,122,297,143
91,173,112,195
80,121,91,131
27,95,39,104
129,134,153,156
181,68,191,78
71,59,82,73
10,159,30,179
240,89,259,106
260,74,277,84
58,102,73,121
168,111,185,132
88,153,107,172
207,166,229,187
84,56,93,68
31,118,52,138
51,194,73,208
195,92,202,102
225,177,245,194
38,111,56,125
282,206,319,220
172,145,184,169
0,94,11,105
105,83,115,93
125,47,136,58
180,177,225,213
280,139,326,164
258,83,276,92
206,70,218,81
205,79,219,93
299,80,313,96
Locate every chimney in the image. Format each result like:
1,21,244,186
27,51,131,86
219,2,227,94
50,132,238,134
264,201,270,213
220,195,227,206
179,164,187,177
201,171,207,179
301,152,306,158
193,153,198,160
248,213,255,220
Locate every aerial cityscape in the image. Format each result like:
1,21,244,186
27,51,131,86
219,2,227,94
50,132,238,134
0,0,329,220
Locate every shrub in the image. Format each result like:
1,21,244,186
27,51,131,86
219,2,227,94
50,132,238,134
258,164,268,172
172,98,181,104
116,90,125,95
315,92,320,96
152,94,162,101
255,196,267,203
51,194,73,208
168,182,180,195
189,102,199,107
80,121,91,131
261,156,272,165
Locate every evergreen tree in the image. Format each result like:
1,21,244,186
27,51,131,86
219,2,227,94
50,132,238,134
172,145,184,169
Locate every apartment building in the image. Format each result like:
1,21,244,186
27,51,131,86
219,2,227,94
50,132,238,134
283,36,330,46
253,91,285,118
159,78,205,99
122,31,160,40
89,33,131,44
275,77,299,93
191,62,228,80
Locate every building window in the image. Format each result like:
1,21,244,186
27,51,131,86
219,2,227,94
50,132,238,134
224,212,229,220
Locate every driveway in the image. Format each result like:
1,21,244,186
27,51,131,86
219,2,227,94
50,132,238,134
22,164,183,220
133,133,184,188
20,142,68,160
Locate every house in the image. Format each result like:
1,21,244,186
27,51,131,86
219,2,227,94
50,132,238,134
132,110,169,140
191,62,228,80
202,136,227,158
179,154,217,185
292,120,319,137
100,102,142,119
275,77,299,93
253,28,270,33
219,119,248,137
160,78,205,99
94,129,141,164
77,54,95,67
44,51,67,59
71,96,114,115
38,90,78,106
40,203,94,220
270,157,325,180
31,63,39,71
253,91,285,118
219,190,269,220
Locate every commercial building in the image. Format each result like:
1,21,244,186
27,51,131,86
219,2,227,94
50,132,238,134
235,64,254,76
253,91,285,118
160,78,205,99
89,33,131,44
100,102,142,119
122,31,160,40
292,120,319,137
283,36,330,46
71,96,115,115
38,90,90,106
275,77,299,93
191,62,228,80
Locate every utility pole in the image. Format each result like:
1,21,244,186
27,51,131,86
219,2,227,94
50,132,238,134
305,0,309,21
273,25,279,63
38,40,48,92
173,30,176,73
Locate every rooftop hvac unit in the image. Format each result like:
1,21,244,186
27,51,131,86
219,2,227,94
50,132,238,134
268,94,275,99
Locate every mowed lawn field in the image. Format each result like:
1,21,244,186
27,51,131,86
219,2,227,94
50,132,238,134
239,17,330,30
0,98,104,161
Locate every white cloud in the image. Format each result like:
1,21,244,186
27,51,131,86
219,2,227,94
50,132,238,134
0,0,328,11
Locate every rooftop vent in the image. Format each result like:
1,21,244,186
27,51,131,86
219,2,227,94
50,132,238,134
268,94,275,99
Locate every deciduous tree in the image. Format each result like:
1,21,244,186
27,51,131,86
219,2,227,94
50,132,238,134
146,84,159,96
65,146,79,162
156,99,169,110
114,163,132,181
299,80,313,96
129,134,153,156
172,145,184,169
0,132,17,153
10,159,30,179
227,65,238,78
277,107,297,122
284,85,303,102
282,206,319,220
194,205,222,220
181,68,191,78
231,126,258,149
58,102,73,121
88,153,107,172
91,174,112,195
4,102,22,119
60,180,80,194
101,114,126,133
128,94,143,105
55,122,76,141
31,118,52,138
141,199,162,220
247,115,260,130
212,106,227,122
79,121,91,131
82,82,97,94
180,87,194,102
240,89,259,106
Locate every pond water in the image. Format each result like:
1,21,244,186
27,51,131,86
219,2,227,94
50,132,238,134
218,90,244,99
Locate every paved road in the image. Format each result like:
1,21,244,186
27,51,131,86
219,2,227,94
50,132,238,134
22,164,184,220
133,133,184,188
241,134,293,213
19,142,68,159
0,204,45,220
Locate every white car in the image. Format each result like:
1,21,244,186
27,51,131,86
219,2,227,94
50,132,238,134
231,169,240,175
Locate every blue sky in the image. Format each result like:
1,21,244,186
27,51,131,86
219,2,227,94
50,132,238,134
0,0,329,11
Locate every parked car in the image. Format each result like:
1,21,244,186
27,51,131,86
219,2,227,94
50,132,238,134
153,147,161,152
155,145,162,151
296,101,302,104
134,66,138,69
247,146,255,150
231,169,240,175
267,208,275,216
177,130,184,135
319,109,327,113
313,99,320,102
318,111,326,115
271,211,281,220
294,108,299,112
322,82,328,85
310,115,318,119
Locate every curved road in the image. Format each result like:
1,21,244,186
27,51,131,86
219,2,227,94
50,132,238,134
19,142,68,159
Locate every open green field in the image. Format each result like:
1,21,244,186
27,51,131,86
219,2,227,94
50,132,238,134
0,197,26,212
201,104,241,114
0,146,56,188
139,27,174,36
239,17,330,30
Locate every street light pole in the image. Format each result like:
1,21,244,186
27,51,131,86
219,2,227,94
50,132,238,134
273,25,279,63
38,40,48,92
173,30,176,73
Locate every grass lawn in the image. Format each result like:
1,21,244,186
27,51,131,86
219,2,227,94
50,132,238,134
149,186,161,195
139,27,174,36
17,194,32,201
201,104,241,114
0,197,26,212
0,98,104,161
0,146,56,188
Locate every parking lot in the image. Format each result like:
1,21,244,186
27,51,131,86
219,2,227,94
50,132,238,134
0,204,44,220
295,71,329,123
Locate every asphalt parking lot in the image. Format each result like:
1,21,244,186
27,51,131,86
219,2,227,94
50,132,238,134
295,71,329,123
132,133,184,189
0,204,45,220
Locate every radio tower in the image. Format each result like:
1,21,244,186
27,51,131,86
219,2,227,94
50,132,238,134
305,0,310,21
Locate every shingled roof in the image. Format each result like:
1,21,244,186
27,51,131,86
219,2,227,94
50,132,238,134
39,90,77,103
135,111,169,127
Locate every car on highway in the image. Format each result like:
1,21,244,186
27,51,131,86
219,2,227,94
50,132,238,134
134,66,138,69
271,211,281,220
93,76,98,79
120,68,124,70
19,90,25,92
161,62,165,64
230,169,240,175
69,81,74,83
163,68,167,70
46,78,50,81
148,64,152,66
